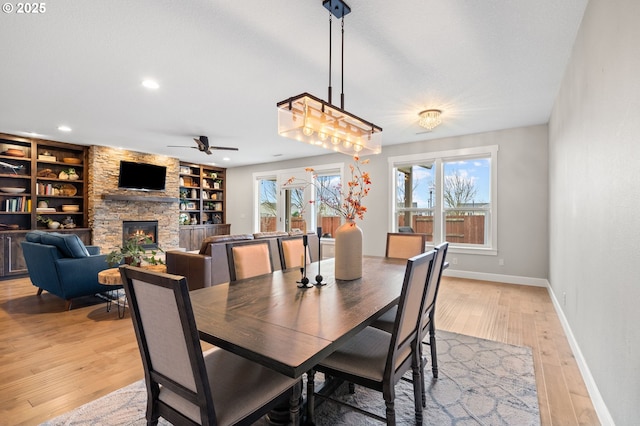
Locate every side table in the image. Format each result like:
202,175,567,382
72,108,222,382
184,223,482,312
98,264,166,317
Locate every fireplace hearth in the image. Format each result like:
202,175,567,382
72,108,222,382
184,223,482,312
122,220,158,249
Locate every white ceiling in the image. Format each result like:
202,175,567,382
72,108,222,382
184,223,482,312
0,0,588,168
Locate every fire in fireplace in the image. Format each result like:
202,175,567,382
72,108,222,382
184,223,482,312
122,220,158,249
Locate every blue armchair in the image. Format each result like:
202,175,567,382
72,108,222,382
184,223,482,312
21,230,116,310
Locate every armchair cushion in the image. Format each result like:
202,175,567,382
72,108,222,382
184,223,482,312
25,229,48,243
40,232,90,258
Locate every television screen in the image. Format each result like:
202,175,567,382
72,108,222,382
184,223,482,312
118,161,166,191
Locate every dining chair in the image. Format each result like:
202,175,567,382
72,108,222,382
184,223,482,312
371,242,449,406
277,235,312,270
385,232,427,259
226,239,273,281
307,250,436,425
118,265,300,425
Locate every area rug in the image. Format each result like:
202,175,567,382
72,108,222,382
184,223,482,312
41,331,539,425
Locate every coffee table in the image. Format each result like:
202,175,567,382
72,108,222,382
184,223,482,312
98,264,166,317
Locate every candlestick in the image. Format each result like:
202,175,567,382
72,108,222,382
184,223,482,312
314,226,325,285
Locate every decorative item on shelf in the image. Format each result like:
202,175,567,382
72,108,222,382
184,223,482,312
211,192,217,200
62,216,76,228
66,168,80,180
58,170,69,180
37,168,58,178
213,213,222,224
62,157,81,165
179,212,190,225
285,156,370,281
202,179,209,189
37,200,48,208
209,172,217,179
0,187,26,193
179,176,185,186
58,183,77,196
190,188,197,198
61,204,80,212
179,201,187,211
190,215,198,225
213,179,221,189
39,151,56,161
202,191,208,199
3,148,25,157
106,235,164,267
36,215,61,230
179,189,188,199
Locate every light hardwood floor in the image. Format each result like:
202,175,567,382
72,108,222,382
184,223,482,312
0,275,600,425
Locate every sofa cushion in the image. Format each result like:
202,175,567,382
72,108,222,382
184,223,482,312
199,234,254,255
40,232,90,258
25,230,48,243
253,231,289,239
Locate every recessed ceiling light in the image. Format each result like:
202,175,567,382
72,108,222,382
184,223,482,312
142,79,159,90
222,157,230,162
58,125,72,132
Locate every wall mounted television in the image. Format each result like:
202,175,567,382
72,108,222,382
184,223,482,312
117,160,167,191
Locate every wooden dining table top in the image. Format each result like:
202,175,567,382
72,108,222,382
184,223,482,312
191,256,408,378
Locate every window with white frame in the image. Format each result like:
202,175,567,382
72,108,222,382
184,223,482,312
390,146,498,254
254,164,343,237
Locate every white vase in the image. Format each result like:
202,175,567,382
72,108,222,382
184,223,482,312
334,220,363,280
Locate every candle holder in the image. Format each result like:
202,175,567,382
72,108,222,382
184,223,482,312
314,226,325,285
297,234,313,288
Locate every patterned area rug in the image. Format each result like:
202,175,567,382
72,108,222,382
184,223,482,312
41,331,539,425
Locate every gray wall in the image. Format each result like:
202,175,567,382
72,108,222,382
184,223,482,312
549,0,640,423
227,124,549,281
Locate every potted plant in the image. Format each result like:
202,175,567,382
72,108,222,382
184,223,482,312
36,215,60,229
106,235,164,267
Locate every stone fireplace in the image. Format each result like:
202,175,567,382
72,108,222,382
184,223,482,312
122,220,158,249
87,146,181,253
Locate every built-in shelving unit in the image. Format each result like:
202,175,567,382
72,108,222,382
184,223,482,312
178,162,226,226
0,133,90,277
178,162,229,251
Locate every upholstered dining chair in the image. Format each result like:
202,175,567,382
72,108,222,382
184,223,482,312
307,250,436,425
119,265,299,425
277,235,312,270
226,240,273,281
385,232,427,259
372,242,449,406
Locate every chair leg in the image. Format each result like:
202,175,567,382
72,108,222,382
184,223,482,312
430,330,438,379
412,354,424,425
64,299,72,311
384,397,397,426
36,288,43,295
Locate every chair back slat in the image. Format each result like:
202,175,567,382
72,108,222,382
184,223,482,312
421,242,448,334
120,266,215,424
387,250,436,375
226,240,274,281
278,236,312,270
385,232,427,259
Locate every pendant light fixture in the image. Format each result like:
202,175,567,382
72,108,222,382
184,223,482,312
277,0,382,157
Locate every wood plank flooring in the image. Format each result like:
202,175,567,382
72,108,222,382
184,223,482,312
0,275,600,425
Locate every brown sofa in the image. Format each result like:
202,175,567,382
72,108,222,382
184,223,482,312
166,231,319,289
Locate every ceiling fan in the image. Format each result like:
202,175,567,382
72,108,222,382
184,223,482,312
168,136,239,155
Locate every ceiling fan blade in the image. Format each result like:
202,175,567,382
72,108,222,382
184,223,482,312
209,146,239,151
167,145,192,148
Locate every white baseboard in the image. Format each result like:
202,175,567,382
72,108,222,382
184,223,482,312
444,268,614,424
547,287,615,426
442,268,548,287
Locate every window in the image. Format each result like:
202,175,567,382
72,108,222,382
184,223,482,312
258,177,277,232
390,146,497,254
254,164,343,237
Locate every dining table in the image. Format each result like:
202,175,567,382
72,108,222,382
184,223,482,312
190,255,408,423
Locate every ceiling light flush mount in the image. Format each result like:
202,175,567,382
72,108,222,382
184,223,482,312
418,109,442,130
276,0,382,157
142,79,159,90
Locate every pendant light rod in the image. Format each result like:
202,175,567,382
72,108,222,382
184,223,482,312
328,11,332,105
341,17,345,109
